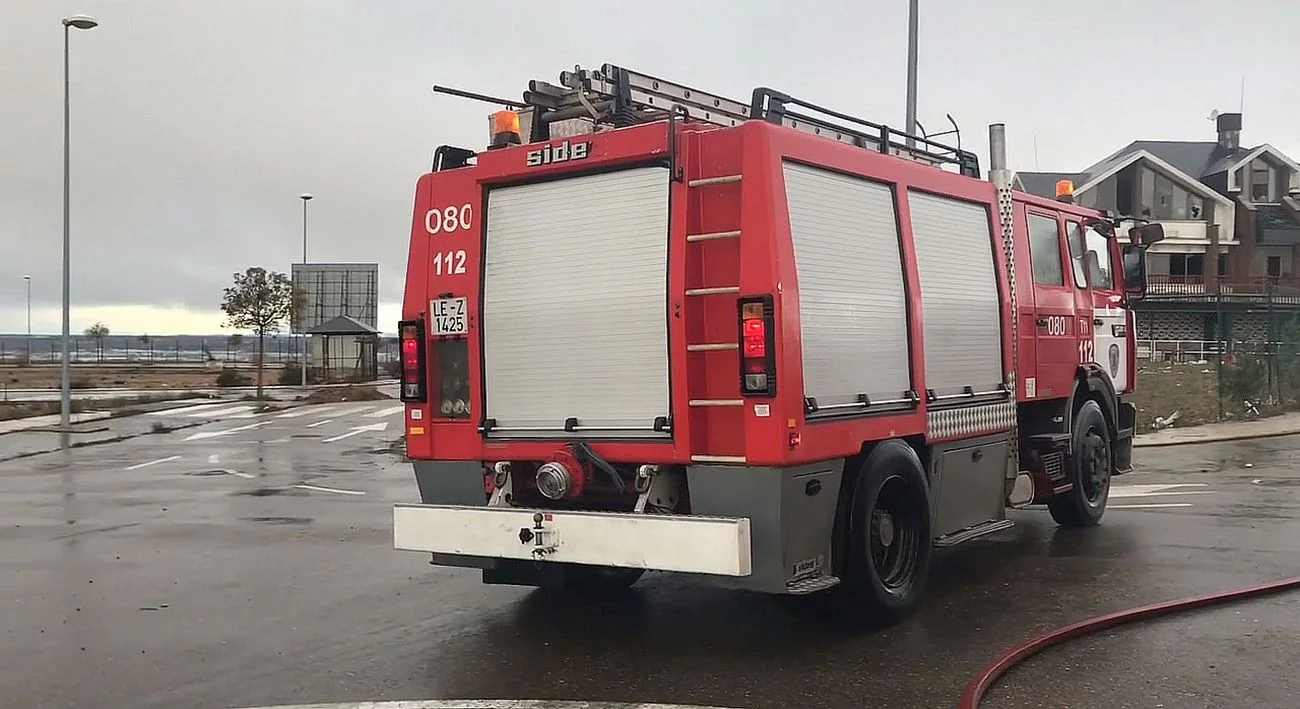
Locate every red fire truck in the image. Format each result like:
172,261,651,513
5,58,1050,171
392,64,1165,625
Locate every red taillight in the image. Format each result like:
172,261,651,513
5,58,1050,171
398,319,428,402
742,318,766,357
738,296,777,397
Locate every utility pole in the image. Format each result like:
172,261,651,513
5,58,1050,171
905,0,919,148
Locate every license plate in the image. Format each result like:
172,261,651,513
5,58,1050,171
430,297,468,336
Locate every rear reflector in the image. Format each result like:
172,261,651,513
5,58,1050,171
737,296,777,397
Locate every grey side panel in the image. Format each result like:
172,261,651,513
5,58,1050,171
929,435,1010,538
908,190,1004,398
688,462,843,592
411,461,495,570
412,461,485,505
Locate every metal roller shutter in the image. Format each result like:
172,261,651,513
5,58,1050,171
481,166,671,436
784,161,913,409
907,190,1004,397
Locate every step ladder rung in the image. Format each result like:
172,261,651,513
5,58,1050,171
687,342,739,352
685,286,740,296
691,454,748,464
686,230,741,243
688,399,744,407
688,175,742,187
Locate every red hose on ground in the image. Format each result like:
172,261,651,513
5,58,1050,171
958,575,1300,708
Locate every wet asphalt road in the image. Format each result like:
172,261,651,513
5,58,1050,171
2,405,1299,709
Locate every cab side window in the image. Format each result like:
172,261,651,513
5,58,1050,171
1027,214,1065,286
1064,220,1089,288
1083,226,1114,289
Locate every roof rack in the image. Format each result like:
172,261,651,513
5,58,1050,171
436,63,981,179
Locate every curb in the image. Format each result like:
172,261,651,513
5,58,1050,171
1134,426,1300,448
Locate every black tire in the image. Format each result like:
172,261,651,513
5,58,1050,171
827,439,933,627
1049,398,1113,527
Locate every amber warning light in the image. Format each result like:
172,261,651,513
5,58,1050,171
490,110,522,149
1055,179,1075,203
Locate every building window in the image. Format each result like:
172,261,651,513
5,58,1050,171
1251,162,1274,202
1169,253,1205,278
1139,166,1155,218
1153,173,1175,219
1027,213,1065,286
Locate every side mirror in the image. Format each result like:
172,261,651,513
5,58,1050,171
1129,222,1165,246
1122,245,1148,297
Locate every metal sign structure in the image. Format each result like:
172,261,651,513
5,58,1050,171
290,262,379,334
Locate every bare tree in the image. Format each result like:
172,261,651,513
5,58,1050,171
219,267,295,398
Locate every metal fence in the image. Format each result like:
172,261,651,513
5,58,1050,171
0,334,400,367
1136,296,1300,427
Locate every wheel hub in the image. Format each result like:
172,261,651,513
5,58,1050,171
875,510,896,548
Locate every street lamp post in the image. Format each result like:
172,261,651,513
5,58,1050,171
299,193,313,388
61,14,98,444
23,276,31,363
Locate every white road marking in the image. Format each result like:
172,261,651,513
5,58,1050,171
223,469,256,479
208,454,220,464
124,455,182,471
276,407,333,418
147,402,226,416
1110,483,1208,497
1111,503,1194,509
305,419,335,428
294,483,365,496
364,405,405,418
322,421,389,443
183,421,270,441
332,405,377,417
186,405,254,418
231,700,741,709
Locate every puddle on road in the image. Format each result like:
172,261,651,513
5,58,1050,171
231,487,306,497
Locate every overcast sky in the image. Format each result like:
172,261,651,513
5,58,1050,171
2,0,1297,336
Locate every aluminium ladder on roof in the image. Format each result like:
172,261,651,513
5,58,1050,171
516,63,980,178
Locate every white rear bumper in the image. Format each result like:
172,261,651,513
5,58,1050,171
393,503,753,577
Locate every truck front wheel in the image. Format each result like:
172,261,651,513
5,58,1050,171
1048,398,1112,527
829,439,933,627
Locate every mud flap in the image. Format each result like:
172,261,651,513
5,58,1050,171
1113,400,1136,476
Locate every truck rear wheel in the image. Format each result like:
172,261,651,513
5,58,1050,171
829,439,933,627
1049,398,1112,527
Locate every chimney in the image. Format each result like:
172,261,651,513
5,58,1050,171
1216,112,1242,152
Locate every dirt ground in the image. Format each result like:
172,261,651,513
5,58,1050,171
0,365,271,391
1130,362,1220,433
0,393,204,422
